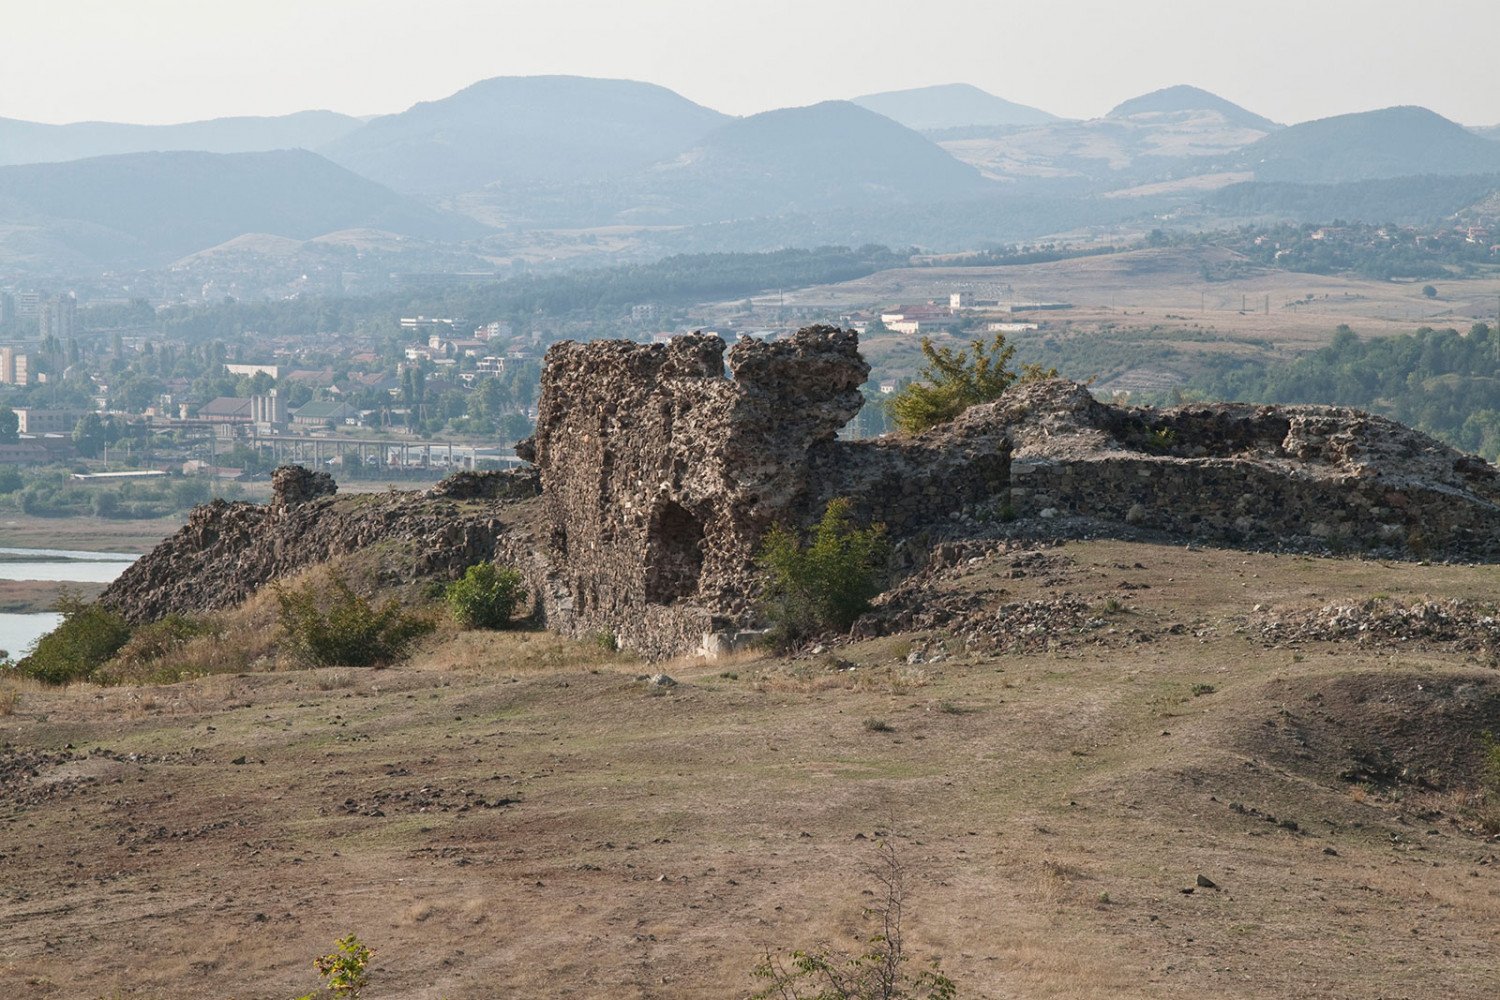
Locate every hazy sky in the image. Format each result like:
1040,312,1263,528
7,0,1500,126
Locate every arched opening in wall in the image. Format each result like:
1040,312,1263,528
644,501,705,605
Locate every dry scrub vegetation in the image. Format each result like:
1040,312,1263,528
5,540,1500,998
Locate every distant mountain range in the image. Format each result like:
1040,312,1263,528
851,83,1062,131
319,75,730,196
1107,85,1281,132
0,149,483,266
0,111,362,167
1241,106,1500,183
1,75,1498,273
625,101,989,223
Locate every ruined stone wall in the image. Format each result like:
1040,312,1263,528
532,332,1500,657
99,331,1500,660
528,327,867,655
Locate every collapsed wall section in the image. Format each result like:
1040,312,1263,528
528,327,868,655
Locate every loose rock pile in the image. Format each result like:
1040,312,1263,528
1254,598,1500,653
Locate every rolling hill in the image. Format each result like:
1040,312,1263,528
627,100,992,224
851,83,1062,131
0,149,486,265
0,111,363,167
320,75,731,197
1242,106,1500,183
1108,84,1281,132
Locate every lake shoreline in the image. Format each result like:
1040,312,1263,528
0,579,107,614
0,513,184,554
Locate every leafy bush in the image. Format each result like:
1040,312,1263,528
751,840,957,1000
275,573,434,668
888,333,1056,434
296,933,375,1000
445,562,526,629
757,497,888,647
10,596,132,685
92,614,213,685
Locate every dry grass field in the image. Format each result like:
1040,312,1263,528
752,247,1500,350
4,540,1500,998
0,513,187,555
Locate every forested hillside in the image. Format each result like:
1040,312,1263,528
1199,323,1500,457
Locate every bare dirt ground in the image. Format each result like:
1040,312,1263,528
4,541,1500,998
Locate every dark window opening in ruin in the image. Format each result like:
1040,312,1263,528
644,501,706,605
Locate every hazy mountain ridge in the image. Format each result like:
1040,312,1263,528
851,83,1062,130
1242,106,1500,183
3,75,1500,274
1108,84,1281,132
0,110,363,167
1209,173,1500,225
0,149,486,266
318,75,731,196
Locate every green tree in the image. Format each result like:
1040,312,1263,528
72,413,108,458
757,498,888,647
445,563,527,629
888,334,1055,435
0,407,17,443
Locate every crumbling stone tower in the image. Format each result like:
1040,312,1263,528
529,326,869,654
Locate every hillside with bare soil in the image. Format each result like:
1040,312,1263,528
4,538,1500,999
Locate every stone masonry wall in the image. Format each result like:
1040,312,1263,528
532,330,1500,656
528,327,868,655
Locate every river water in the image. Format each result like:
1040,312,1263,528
0,548,136,660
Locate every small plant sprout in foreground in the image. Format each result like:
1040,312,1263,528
295,933,375,999
751,839,958,1000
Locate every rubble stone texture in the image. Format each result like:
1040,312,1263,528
269,464,336,506
530,328,1500,656
99,469,534,623
101,327,1500,659
529,326,869,654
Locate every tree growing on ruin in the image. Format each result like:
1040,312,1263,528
888,334,1055,435
757,497,888,647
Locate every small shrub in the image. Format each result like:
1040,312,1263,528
758,497,889,647
1144,427,1177,454
1191,683,1217,697
296,933,375,1000
11,596,132,685
275,573,434,668
751,840,956,1000
93,614,211,685
864,717,894,732
445,562,526,630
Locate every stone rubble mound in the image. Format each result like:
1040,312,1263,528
1254,598,1500,652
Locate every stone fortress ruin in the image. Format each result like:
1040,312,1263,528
523,326,1500,655
101,326,1500,659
